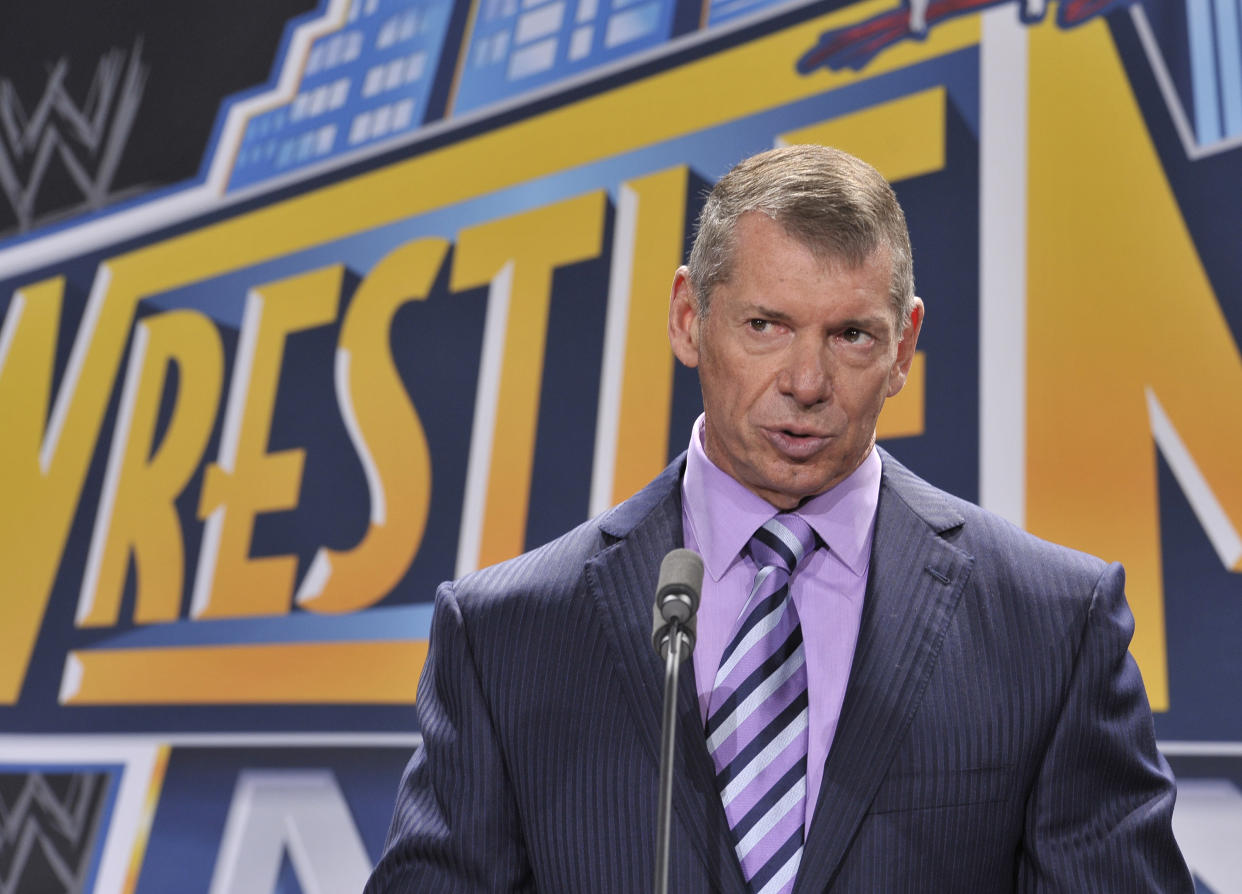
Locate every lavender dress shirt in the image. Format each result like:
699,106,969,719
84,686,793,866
680,415,879,829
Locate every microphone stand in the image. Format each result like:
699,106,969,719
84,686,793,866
654,621,686,894
650,549,701,894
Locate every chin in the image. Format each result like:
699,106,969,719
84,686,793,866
762,475,829,506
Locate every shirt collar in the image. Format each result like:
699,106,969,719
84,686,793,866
682,414,880,580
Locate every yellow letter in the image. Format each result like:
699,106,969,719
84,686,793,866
192,266,342,619
77,310,224,626
0,279,67,702
0,267,148,703
451,191,606,573
296,239,447,613
1027,19,1242,709
590,168,689,515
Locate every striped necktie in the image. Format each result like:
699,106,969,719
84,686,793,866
706,513,817,894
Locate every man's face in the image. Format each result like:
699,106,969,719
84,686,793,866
669,212,923,509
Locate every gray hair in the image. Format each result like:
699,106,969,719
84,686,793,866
686,144,915,326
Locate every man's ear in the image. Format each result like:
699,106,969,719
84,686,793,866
668,266,702,368
887,297,924,398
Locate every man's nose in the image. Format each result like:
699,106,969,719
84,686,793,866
777,341,831,406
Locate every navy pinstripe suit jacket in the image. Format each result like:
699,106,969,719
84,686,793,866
366,450,1191,892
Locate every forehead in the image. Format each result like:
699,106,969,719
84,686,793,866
720,213,895,321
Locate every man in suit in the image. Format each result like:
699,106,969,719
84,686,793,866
366,145,1191,892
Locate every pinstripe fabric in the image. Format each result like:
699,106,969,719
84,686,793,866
365,450,1191,894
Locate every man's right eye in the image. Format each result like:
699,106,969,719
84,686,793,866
748,319,771,332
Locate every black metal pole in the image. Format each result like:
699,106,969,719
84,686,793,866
654,622,684,894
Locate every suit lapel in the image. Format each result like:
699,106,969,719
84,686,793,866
586,460,746,893
794,457,974,892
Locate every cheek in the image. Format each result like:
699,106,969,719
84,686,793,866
703,356,767,416
733,378,779,420
698,371,740,428
842,371,893,416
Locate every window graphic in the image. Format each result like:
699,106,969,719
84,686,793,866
1133,0,1242,156
451,0,698,115
230,0,458,189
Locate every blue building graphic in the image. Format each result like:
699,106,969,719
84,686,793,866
1184,0,1242,144
451,0,700,115
229,0,459,190
1136,0,1242,152
704,0,800,29
219,0,837,192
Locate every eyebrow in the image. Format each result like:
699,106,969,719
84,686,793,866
747,305,893,334
838,314,893,333
747,304,795,324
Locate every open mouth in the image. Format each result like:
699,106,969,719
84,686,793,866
764,427,829,459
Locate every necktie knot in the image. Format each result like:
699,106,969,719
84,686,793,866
748,513,817,578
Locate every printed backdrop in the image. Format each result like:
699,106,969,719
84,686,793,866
1,0,1239,891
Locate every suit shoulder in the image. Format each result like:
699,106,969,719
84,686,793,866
958,499,1106,580
449,515,609,612
446,454,684,614
880,450,1110,589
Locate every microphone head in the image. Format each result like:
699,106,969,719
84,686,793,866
656,549,703,618
652,549,703,660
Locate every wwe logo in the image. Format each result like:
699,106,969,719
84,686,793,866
0,772,107,894
0,39,147,233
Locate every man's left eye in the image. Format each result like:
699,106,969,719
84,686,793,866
841,328,870,343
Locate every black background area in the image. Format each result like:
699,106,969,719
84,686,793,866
0,0,317,235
